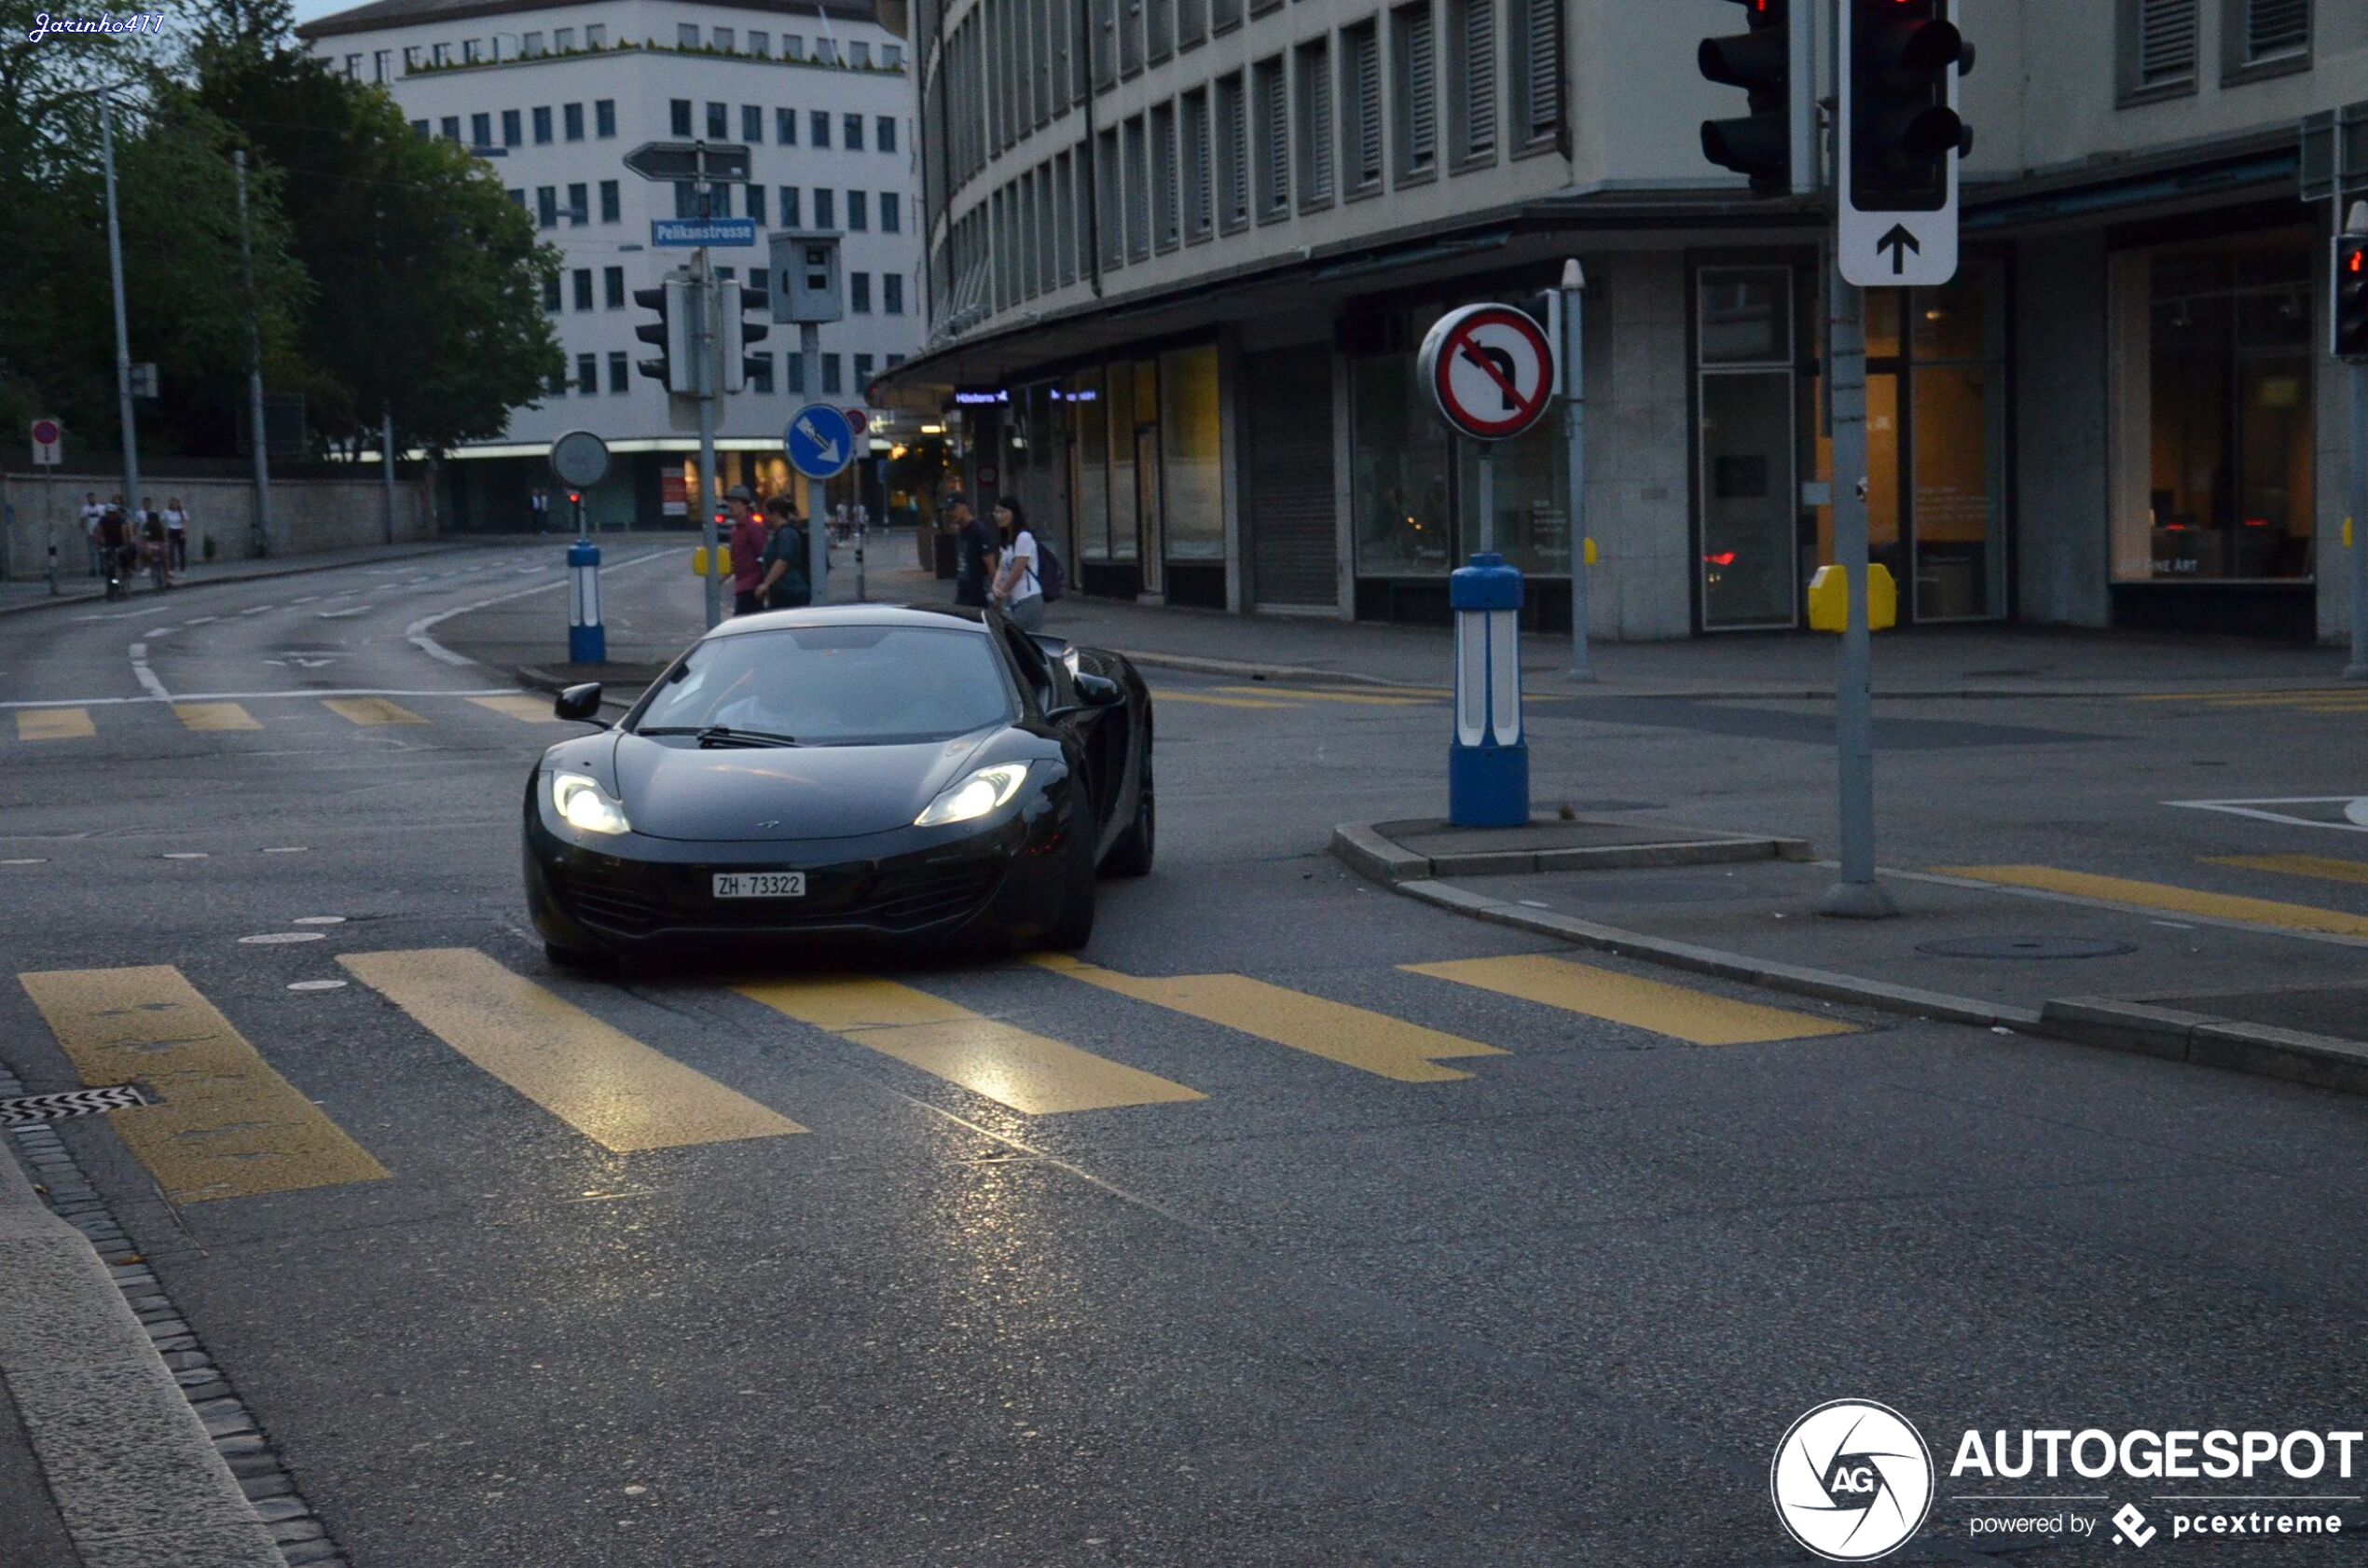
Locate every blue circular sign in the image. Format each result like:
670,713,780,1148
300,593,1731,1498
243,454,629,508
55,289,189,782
784,404,856,480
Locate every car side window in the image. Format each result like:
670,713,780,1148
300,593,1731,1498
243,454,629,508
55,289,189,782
999,625,1058,710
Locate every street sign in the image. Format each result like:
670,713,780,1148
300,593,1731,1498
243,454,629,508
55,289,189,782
30,418,62,466
1417,304,1556,442
785,404,856,480
653,217,756,248
844,407,870,437
1838,0,1967,289
548,429,611,488
621,141,752,184
130,363,158,399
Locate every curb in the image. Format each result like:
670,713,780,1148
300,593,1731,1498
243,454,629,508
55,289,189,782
0,542,485,621
1329,820,1811,883
0,1112,289,1568
2040,997,2368,1095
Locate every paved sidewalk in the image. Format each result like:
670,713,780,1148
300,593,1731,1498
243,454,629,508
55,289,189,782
0,538,533,619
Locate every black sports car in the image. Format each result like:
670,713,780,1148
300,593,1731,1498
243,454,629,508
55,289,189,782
523,605,1154,965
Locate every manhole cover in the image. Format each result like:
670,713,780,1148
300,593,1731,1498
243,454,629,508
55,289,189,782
1916,936,2136,960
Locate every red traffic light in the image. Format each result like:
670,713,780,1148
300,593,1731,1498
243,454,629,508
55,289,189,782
569,491,580,503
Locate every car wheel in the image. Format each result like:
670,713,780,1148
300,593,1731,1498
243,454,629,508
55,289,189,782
1046,824,1098,951
1101,755,1154,878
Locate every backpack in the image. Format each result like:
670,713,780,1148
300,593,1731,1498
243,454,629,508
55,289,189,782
1036,541,1066,603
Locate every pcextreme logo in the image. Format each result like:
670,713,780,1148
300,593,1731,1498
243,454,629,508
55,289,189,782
1770,1400,1936,1562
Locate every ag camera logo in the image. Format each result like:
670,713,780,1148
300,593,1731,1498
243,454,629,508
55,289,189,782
1771,1400,1935,1561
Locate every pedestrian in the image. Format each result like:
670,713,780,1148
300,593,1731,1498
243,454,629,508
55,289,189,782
165,496,189,572
139,499,170,589
946,493,995,609
724,487,767,615
79,491,103,576
759,496,811,610
96,505,131,599
530,488,547,532
987,495,1044,631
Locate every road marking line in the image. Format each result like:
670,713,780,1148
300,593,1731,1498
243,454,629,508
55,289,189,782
18,966,389,1204
469,695,564,723
406,547,674,667
2205,854,2368,888
241,604,275,615
341,948,805,1150
1154,692,1295,709
16,708,95,742
174,702,262,733
1936,864,2368,939
318,606,370,621
322,696,428,726
1031,955,1506,1082
2127,689,2359,705
739,977,1205,1114
1211,685,1429,707
1404,954,1857,1047
127,642,170,700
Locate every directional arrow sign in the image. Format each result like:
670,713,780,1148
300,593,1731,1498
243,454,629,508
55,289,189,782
622,140,753,185
1874,224,1921,277
785,404,855,480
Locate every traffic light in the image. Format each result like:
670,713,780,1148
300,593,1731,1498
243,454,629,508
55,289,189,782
633,275,693,392
2335,231,2368,361
723,279,772,393
1699,0,1792,196
1846,0,1974,214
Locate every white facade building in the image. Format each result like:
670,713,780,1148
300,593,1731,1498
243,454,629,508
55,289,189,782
299,0,925,529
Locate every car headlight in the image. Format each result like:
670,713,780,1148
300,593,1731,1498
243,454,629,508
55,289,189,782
915,763,1030,827
550,772,631,835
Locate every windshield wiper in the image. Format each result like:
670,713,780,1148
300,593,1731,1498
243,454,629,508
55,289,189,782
637,724,802,748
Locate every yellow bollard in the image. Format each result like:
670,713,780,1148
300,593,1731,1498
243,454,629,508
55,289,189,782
1807,563,1897,632
1583,537,1599,567
691,545,732,578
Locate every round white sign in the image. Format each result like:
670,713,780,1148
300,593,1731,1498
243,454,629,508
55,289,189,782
1416,304,1556,441
549,429,611,488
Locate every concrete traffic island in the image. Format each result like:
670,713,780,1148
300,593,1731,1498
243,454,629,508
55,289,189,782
1332,815,1810,883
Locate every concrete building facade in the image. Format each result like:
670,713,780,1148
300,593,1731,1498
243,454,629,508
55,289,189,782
884,0,2368,642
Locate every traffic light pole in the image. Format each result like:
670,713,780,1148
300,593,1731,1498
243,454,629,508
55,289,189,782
1822,245,1893,920
692,152,723,630
804,322,826,603
99,90,142,543
1561,258,1591,681
2347,351,2368,680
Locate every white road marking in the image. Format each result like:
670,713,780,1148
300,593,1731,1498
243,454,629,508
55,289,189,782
287,980,348,992
318,606,371,620
2167,795,2368,833
162,852,209,860
293,915,347,926
261,846,309,854
0,858,48,865
406,547,672,667
240,931,326,944
184,615,218,626
242,604,275,615
127,642,171,701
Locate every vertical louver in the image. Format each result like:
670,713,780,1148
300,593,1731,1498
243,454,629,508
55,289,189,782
1460,0,1496,159
1402,4,1436,175
2136,0,2197,85
1349,25,1383,190
2245,0,2308,61
1523,0,1560,142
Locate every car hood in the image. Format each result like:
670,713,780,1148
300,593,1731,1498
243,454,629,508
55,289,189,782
610,729,999,842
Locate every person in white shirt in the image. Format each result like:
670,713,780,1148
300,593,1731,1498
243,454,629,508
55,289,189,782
987,495,1043,631
164,497,189,571
80,492,104,576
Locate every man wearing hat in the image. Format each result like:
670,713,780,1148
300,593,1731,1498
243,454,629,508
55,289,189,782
723,487,769,615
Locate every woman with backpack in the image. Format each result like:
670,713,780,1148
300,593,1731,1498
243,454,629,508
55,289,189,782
986,496,1047,630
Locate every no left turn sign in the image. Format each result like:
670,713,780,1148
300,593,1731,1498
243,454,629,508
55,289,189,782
1418,304,1556,442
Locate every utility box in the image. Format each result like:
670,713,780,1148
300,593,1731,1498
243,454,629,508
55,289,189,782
769,230,843,324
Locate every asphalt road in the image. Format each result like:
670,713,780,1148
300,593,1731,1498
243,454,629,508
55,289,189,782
4,544,2365,1567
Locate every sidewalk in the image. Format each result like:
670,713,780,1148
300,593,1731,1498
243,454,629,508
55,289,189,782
0,537,526,619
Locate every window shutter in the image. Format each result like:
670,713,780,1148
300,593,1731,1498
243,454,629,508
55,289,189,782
1406,7,1437,171
1226,80,1249,224
1353,30,1383,187
1524,0,1559,141
2245,0,2308,60
1305,49,1334,201
1462,0,1496,158
2136,0,2197,84
1264,65,1288,214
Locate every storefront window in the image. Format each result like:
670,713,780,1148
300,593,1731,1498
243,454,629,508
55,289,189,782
1071,366,1109,561
1452,411,1569,577
2112,232,2315,582
1161,346,1224,560
1107,361,1139,561
1698,266,1798,628
1352,351,1453,575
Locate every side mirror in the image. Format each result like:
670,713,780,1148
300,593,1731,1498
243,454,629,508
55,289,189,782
554,682,604,722
1076,673,1124,708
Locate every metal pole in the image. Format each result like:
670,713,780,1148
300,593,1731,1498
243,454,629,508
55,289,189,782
804,321,826,601
695,250,721,630
44,488,57,596
1788,0,1818,198
1562,258,1590,680
234,151,274,558
2347,200,2368,681
380,406,396,543
99,91,142,534
1475,440,1494,557
1820,254,1894,918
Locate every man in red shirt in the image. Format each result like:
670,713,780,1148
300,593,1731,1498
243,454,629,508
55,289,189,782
724,487,768,615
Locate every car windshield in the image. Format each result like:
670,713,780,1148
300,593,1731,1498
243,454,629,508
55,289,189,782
632,625,1014,744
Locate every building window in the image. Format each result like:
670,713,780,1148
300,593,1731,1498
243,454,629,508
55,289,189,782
856,352,874,386
678,22,700,48
884,272,904,314
1181,89,1213,241
607,351,628,393
440,115,461,142
743,104,763,143
815,188,835,227
595,100,615,138
554,27,573,50
1695,268,1798,627
1216,71,1249,232
585,24,605,48
461,36,480,63
542,274,560,312
507,187,524,207
470,111,491,148
1512,0,1560,146
501,107,521,146
571,268,593,309
1179,0,1205,48
786,352,805,394
567,182,587,224
531,105,552,144
845,114,864,151
883,43,902,69
812,111,830,147
750,352,775,392
522,30,544,55
576,353,598,394
1253,56,1288,223
1213,0,1241,30
877,117,898,153
536,186,558,227
751,30,770,57
848,189,869,230
2223,0,2310,84
1097,127,1123,267
778,108,796,144
604,266,625,308
1123,115,1150,260
1449,0,1497,167
670,100,692,137
373,48,391,81
715,26,735,51
851,271,873,312
822,353,843,395
1342,21,1384,195
785,34,805,61
599,179,620,222
748,185,767,224
1295,39,1334,210
1149,0,1173,61
780,186,802,226
431,41,449,65
1151,101,1178,250
403,45,420,71
1056,151,1080,282
707,102,727,139
851,40,870,67
881,191,902,232
563,103,584,141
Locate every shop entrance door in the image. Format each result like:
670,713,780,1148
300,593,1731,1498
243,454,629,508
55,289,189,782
1136,425,1165,598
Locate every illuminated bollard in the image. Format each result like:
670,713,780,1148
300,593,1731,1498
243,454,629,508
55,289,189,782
1449,551,1527,828
567,539,605,665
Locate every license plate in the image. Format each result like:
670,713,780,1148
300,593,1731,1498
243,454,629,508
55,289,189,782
712,872,806,899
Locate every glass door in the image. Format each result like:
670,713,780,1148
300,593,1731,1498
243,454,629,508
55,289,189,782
1136,424,1165,596
1696,267,1799,629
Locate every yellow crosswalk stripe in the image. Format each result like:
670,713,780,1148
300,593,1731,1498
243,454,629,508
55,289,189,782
322,696,427,726
1154,692,1294,710
1031,954,1506,1082
1403,954,1856,1047
16,708,95,741
341,949,805,1150
2206,854,2368,888
18,966,388,1204
469,695,565,723
1936,864,2368,938
174,702,262,732
739,976,1204,1114
1212,685,1429,707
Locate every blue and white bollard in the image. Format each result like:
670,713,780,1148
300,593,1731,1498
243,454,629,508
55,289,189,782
567,539,605,665
1449,552,1527,827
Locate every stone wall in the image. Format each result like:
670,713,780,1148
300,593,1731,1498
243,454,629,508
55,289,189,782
0,472,434,581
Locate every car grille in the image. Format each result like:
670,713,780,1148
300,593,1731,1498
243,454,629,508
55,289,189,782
559,860,1000,939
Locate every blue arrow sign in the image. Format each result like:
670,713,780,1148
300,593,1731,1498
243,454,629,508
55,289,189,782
651,217,757,248
785,404,855,480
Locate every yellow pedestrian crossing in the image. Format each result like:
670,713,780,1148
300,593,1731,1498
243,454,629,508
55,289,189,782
1031,953,1507,1082
2129,688,2368,710
1212,685,1430,708
18,966,388,1204
1403,955,1857,1047
2204,854,2368,889
173,702,262,732
15,708,95,741
1935,864,2368,938
340,948,805,1151
1156,692,1294,710
737,975,1205,1113
322,696,428,727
